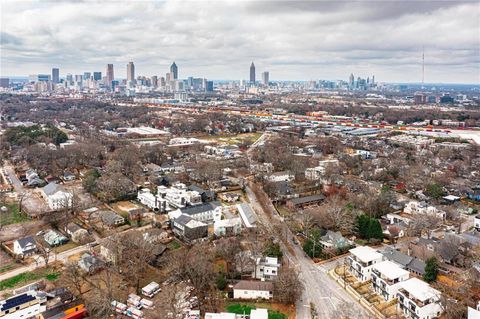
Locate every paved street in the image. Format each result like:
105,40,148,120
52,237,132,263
245,185,369,319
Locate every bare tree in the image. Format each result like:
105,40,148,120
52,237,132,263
60,262,85,295
37,245,51,267
306,195,356,233
330,301,369,319
273,267,303,304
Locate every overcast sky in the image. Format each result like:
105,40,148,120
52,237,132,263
1,0,479,83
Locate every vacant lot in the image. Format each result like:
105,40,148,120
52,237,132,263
0,203,29,226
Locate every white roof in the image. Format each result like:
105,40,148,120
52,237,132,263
372,261,409,280
468,306,480,319
443,195,460,201
399,278,441,302
204,313,236,319
349,246,383,263
251,308,268,319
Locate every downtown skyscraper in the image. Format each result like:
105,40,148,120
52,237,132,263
262,71,269,86
52,68,59,83
127,62,135,83
106,64,114,89
170,62,178,80
250,62,255,84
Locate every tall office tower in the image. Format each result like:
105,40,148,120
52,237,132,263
166,72,172,82
83,72,91,80
66,74,73,84
127,62,135,83
261,71,269,86
160,76,166,87
151,76,158,88
371,75,375,85
52,68,59,83
93,72,102,81
250,62,255,84
106,64,114,89
75,74,83,83
349,73,355,87
170,62,178,80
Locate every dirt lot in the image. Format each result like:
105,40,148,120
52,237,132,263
0,220,46,242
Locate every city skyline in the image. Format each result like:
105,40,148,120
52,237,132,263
1,1,479,83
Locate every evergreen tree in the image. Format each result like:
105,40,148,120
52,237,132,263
368,218,384,240
424,257,439,283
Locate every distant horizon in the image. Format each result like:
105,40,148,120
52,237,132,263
1,1,479,83
2,75,479,87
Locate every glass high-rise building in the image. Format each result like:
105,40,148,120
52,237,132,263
127,62,135,83
262,71,269,86
170,62,178,80
93,72,102,81
106,64,114,89
250,62,255,84
52,68,59,83
83,72,91,80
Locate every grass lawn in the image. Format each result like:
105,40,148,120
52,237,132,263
0,268,60,290
167,240,182,250
0,263,18,274
52,242,79,254
0,204,29,226
226,303,287,319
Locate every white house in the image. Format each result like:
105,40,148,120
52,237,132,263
213,217,242,237
474,215,480,231
253,257,280,281
305,159,339,180
371,261,410,301
13,236,37,257
0,291,47,319
233,280,273,300
267,171,294,183
404,201,446,220
169,201,222,223
347,246,384,282
41,182,73,210
468,301,480,319
157,183,202,208
397,278,442,319
137,189,166,212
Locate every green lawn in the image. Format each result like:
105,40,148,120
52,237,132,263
0,269,60,290
167,240,182,250
226,304,287,319
0,263,17,274
0,204,29,226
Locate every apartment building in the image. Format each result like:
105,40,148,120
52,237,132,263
347,246,383,282
396,278,443,319
371,260,410,301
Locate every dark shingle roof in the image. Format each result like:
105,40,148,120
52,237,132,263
16,236,36,249
290,194,325,205
179,201,220,216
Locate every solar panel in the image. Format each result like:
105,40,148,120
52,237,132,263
0,293,36,311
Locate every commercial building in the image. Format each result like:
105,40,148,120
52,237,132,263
250,62,256,84
127,62,135,84
106,64,114,89
261,71,269,86
52,68,60,83
170,62,178,80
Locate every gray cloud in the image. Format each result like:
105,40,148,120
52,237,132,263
0,0,479,83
